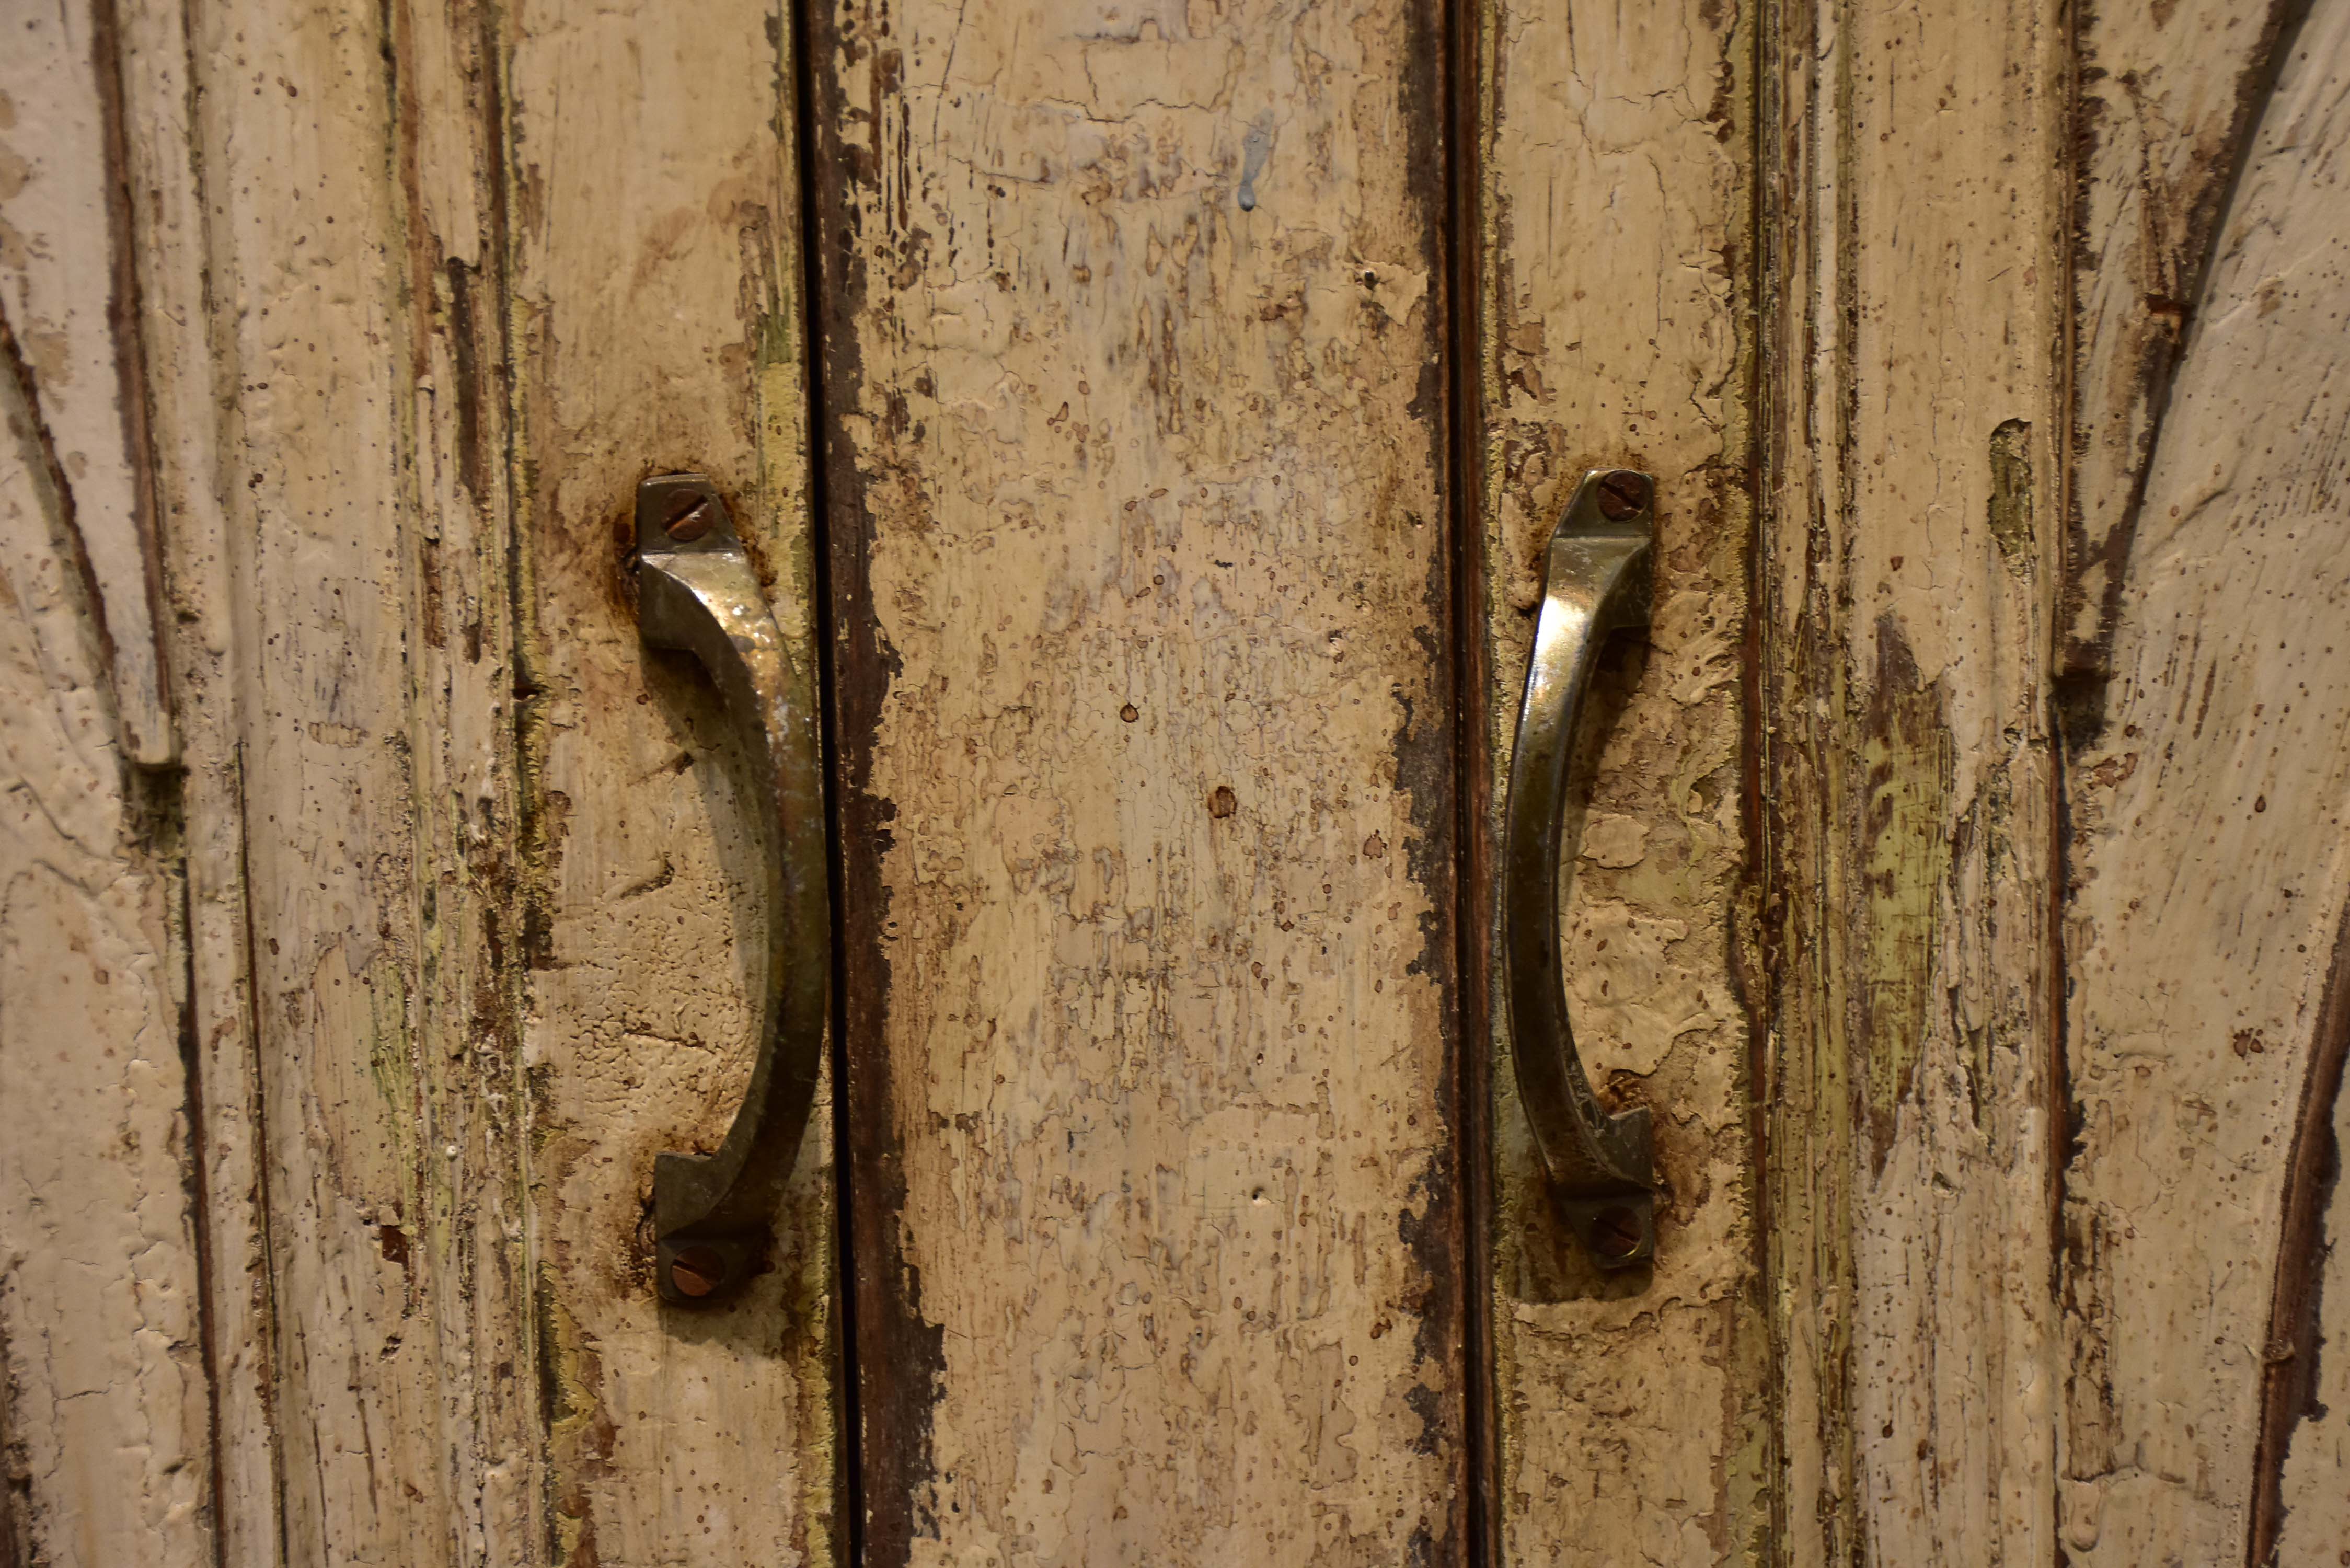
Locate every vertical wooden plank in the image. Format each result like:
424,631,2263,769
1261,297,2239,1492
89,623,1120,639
1760,0,2069,1559
0,0,171,764
167,0,541,1556
0,5,211,1558
1466,0,1766,1562
806,0,1468,1560
0,227,211,1568
505,0,842,1559
113,0,281,1551
2056,6,2350,1559
2057,0,2307,725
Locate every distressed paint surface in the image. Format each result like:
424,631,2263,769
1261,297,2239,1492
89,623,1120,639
116,0,283,1548
5,0,2350,1562
2057,6,2350,1559
1466,0,1765,1562
2060,0,2308,715
162,0,548,1557
0,0,170,764
0,203,209,1567
1760,0,2068,1562
807,0,1469,1561
507,0,843,1559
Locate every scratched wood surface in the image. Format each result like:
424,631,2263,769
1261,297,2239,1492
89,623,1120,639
2057,0,2310,712
805,0,1471,1561
155,0,545,1557
1758,0,2070,1561
508,0,843,1560
9,0,2350,1562
1465,0,1765,1562
2057,4,2350,1559
0,9,209,1559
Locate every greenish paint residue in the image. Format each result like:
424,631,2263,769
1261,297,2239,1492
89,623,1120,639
365,945,419,1133
1858,617,1953,1174
1988,419,2035,579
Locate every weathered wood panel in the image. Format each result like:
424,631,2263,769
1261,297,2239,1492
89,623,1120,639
0,6,210,1561
0,0,171,765
164,0,542,1556
2058,5,2350,1559
2059,0,2308,720
1465,0,1764,1561
117,0,282,1551
1760,0,2068,1559
807,0,1469,1560
1,236,210,1568
507,0,843,1559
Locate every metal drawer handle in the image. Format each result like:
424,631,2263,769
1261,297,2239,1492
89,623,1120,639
634,475,831,1306
1502,469,1659,1267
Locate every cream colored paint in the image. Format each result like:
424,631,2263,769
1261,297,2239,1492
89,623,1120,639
2059,5,2350,1557
2065,0,2299,678
818,0,1467,1560
0,0,169,763
1472,0,1762,1562
1761,0,2070,1560
2,0,2346,1562
510,0,841,1560
1,285,208,1568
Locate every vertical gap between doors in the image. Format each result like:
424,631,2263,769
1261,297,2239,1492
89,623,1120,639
788,0,867,1556
1440,0,1500,1560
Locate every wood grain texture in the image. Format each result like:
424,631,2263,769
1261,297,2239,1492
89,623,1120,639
115,0,281,1551
1759,0,2068,1559
0,6,211,1560
1466,0,1765,1562
156,0,544,1555
0,0,171,765
0,221,210,1568
506,0,843,1560
2056,5,2350,1558
2059,0,2307,720
806,0,1468,1560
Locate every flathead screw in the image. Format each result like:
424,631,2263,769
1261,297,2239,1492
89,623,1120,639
1595,470,1651,522
667,1246,725,1298
664,498,715,543
1589,1206,1644,1261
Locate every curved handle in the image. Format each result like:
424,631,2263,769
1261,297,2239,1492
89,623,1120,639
1502,469,1658,1267
634,474,831,1307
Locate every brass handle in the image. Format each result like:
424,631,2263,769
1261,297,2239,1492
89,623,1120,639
1501,469,1658,1267
634,475,831,1306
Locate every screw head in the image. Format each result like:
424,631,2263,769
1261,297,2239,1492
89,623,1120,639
1595,470,1651,522
1588,1205,1644,1261
667,1245,726,1298
663,498,715,543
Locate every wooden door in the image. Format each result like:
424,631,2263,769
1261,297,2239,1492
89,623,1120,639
3,0,2349,1564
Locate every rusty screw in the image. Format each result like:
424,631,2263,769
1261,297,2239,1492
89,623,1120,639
1588,1205,1644,1261
667,1244,726,1299
1594,469,1651,522
664,496,715,543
